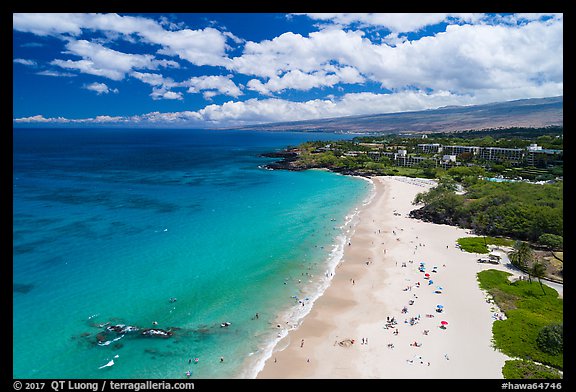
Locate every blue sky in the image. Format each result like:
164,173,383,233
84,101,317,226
13,13,563,128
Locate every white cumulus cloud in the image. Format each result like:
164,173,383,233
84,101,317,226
84,82,119,94
185,75,243,98
13,90,481,127
150,89,183,100
13,13,233,68
13,58,37,66
52,39,175,81
230,16,563,99
295,13,483,33
13,13,563,127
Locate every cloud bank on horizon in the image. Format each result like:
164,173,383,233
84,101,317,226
13,13,563,128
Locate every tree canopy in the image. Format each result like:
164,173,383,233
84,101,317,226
410,180,562,242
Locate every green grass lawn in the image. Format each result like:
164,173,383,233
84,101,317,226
457,236,514,253
477,269,563,379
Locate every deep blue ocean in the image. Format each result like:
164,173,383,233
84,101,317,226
13,128,371,379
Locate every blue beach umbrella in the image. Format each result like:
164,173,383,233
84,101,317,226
436,304,443,308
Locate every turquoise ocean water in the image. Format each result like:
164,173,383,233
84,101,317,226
13,128,371,379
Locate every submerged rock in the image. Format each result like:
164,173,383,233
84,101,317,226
106,324,140,334
91,322,174,345
141,328,173,338
13,283,35,294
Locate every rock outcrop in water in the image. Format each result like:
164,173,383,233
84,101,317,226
260,149,373,177
141,328,173,337
80,318,234,348
95,323,174,345
259,150,303,171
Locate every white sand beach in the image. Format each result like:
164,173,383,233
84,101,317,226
257,175,514,379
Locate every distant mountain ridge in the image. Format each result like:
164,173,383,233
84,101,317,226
232,96,563,134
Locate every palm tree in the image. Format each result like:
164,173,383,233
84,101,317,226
508,241,534,283
530,261,548,295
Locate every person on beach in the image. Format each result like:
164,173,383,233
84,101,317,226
300,339,304,348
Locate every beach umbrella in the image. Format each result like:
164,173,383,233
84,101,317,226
441,321,448,326
436,305,443,308
437,286,443,290
425,273,430,277
428,280,434,285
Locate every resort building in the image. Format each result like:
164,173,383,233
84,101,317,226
314,140,561,171
525,144,563,167
478,147,524,164
417,143,443,154
442,145,481,156
394,155,429,167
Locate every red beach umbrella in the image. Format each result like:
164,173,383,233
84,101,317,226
440,321,448,325
425,273,430,277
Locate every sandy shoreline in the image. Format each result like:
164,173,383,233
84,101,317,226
256,175,513,379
